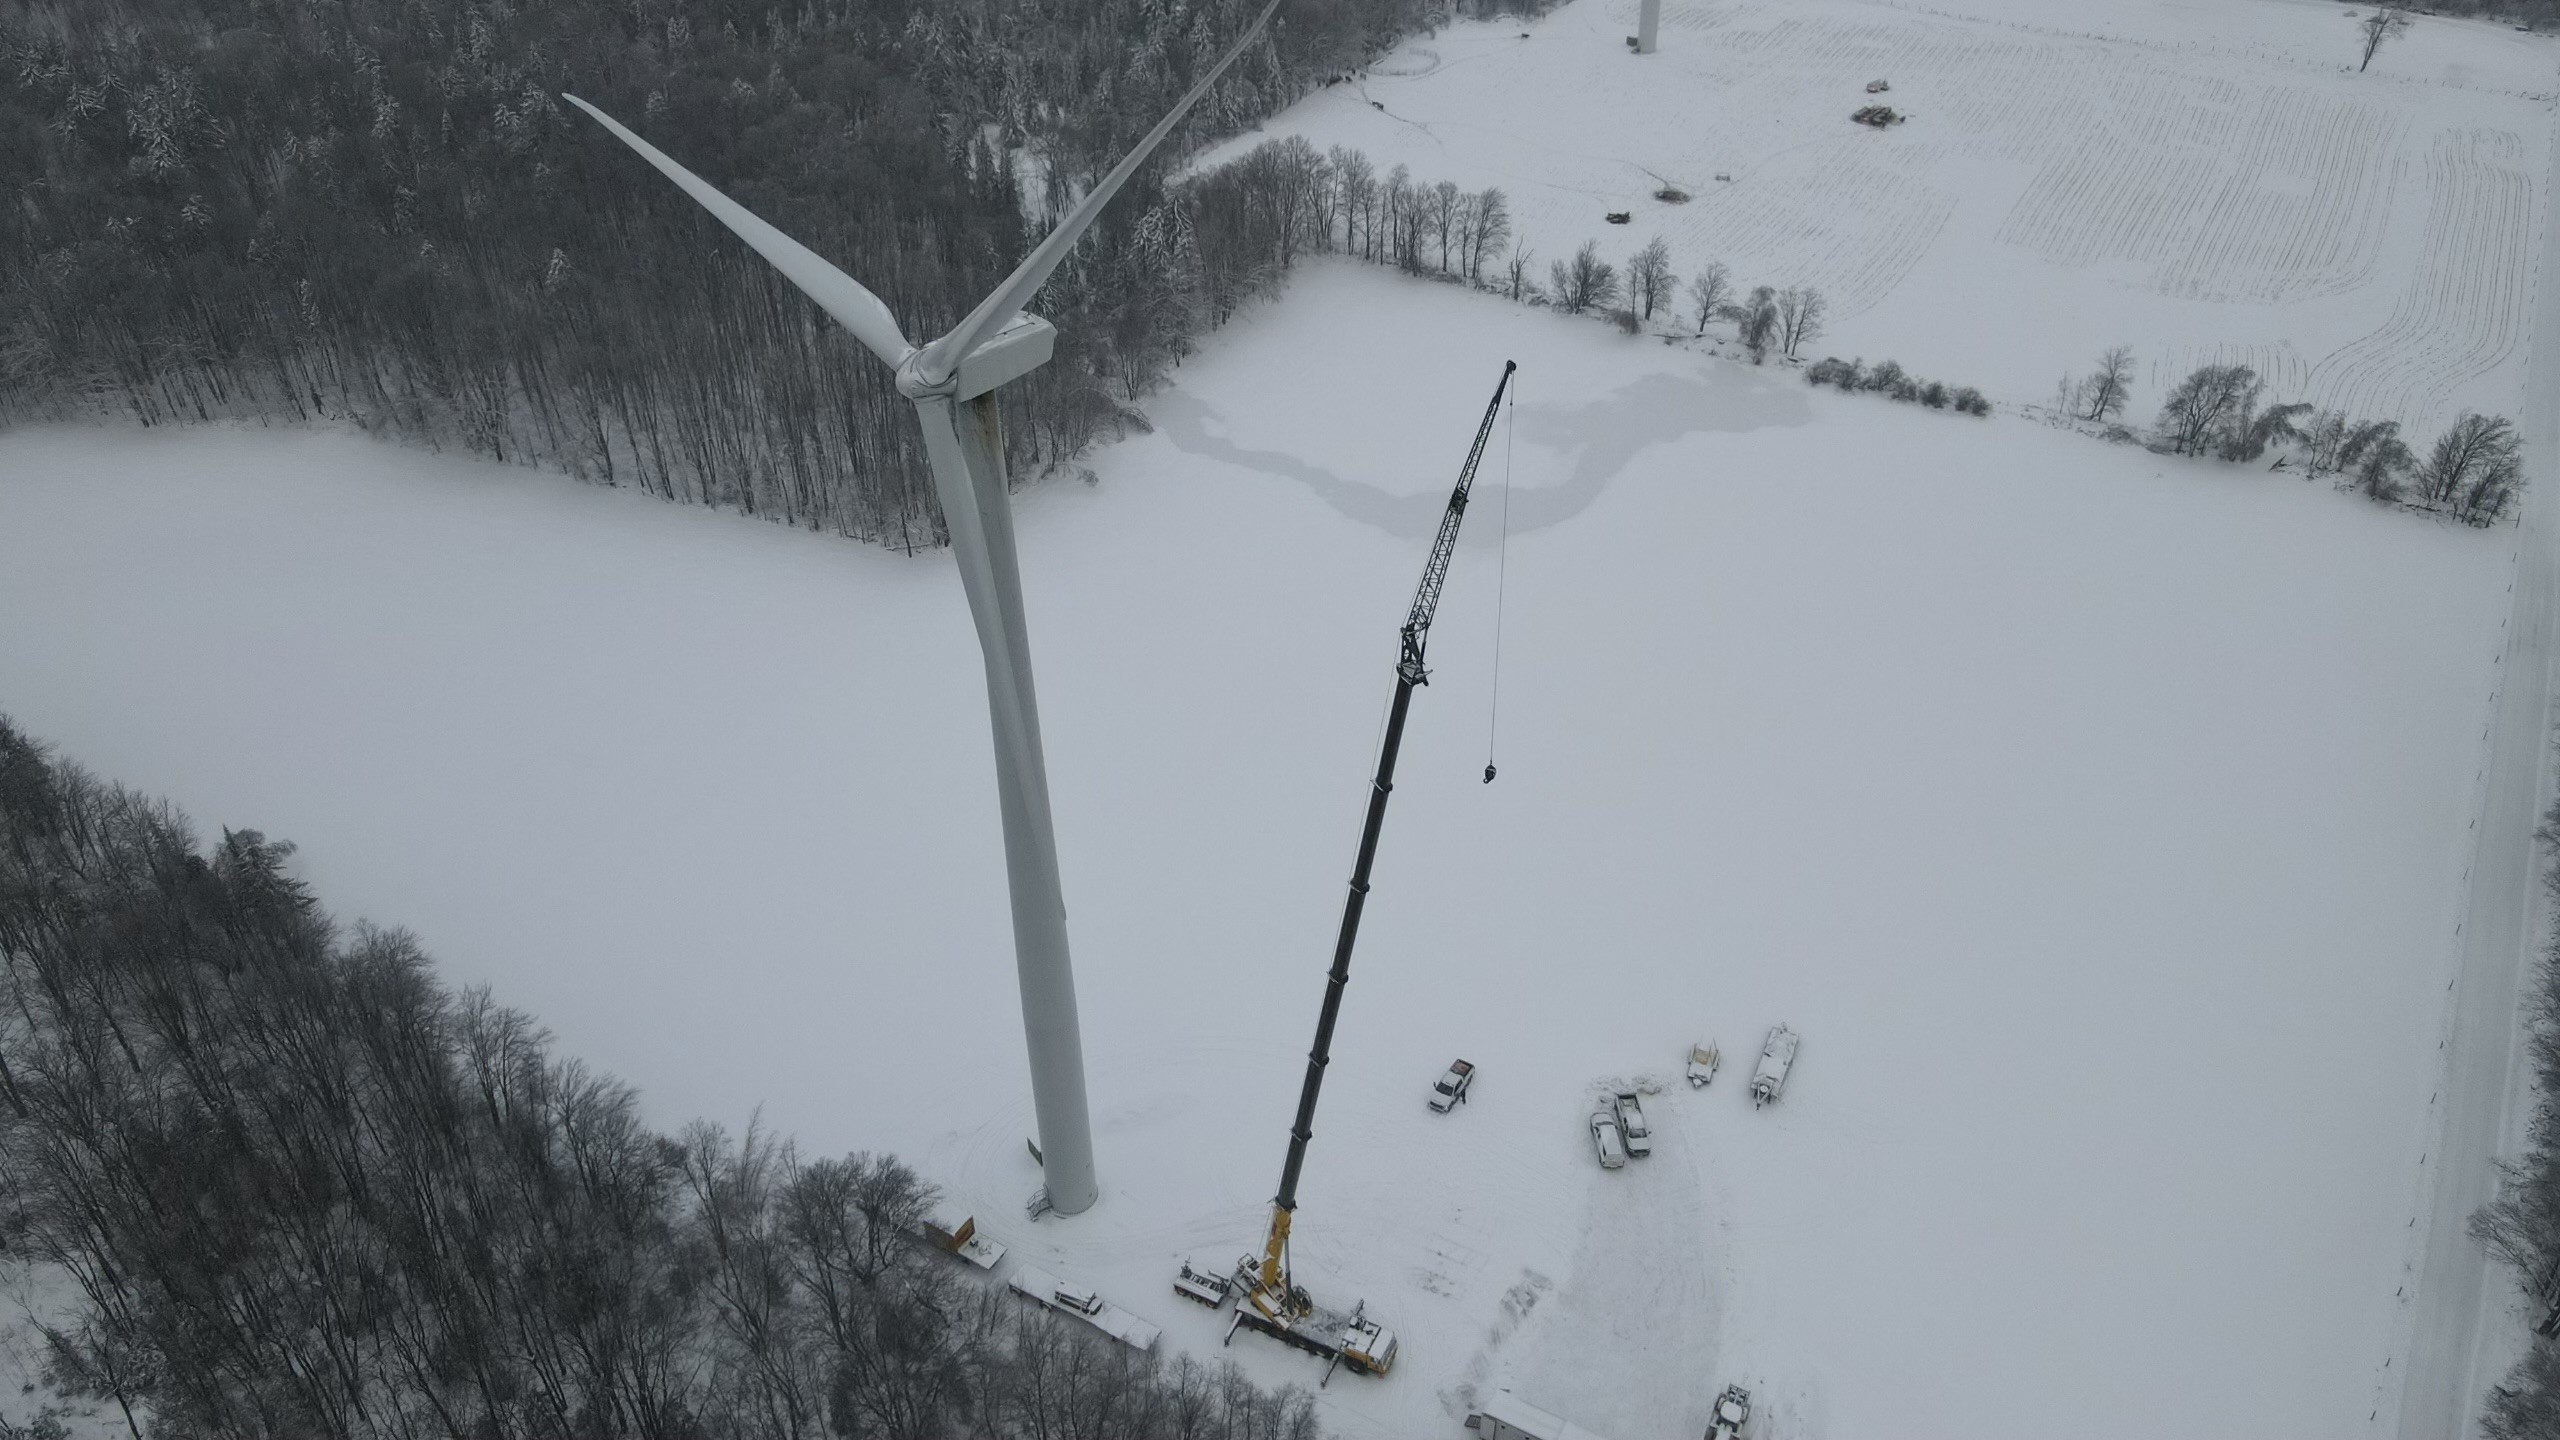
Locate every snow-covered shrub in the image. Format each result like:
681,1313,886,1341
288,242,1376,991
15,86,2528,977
1805,356,1859,387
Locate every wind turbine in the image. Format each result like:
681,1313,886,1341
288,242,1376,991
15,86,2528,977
564,0,1283,1218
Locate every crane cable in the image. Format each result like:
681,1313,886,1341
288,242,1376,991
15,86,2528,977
1483,377,1516,784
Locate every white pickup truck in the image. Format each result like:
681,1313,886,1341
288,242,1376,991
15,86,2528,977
1589,1104,1627,1170
1430,1058,1476,1112
1611,1091,1652,1157
1708,1383,1751,1439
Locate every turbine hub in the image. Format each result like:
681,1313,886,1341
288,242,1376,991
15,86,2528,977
895,347,956,401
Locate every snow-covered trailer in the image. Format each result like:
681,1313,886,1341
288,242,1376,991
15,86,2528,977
1173,1258,1232,1307
1687,1042,1721,1088
1463,1388,1615,1440
911,1208,1006,1269
1007,1263,1162,1350
1751,1024,1798,1108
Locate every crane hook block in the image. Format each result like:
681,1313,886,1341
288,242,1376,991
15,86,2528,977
1483,764,1497,784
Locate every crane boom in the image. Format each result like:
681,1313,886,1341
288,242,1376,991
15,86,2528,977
1255,361,1517,1309
1399,363,1516,686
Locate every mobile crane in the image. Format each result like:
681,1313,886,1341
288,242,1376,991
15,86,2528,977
1220,360,1517,1382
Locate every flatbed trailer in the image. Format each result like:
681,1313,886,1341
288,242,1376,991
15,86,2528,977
1752,1024,1799,1107
1007,1263,1162,1350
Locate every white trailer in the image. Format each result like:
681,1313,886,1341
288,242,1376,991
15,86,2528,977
1007,1263,1162,1351
1464,1388,1615,1440
1751,1025,1799,1108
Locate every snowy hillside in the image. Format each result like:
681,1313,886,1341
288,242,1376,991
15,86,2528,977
0,259,2522,1437
1203,0,2555,432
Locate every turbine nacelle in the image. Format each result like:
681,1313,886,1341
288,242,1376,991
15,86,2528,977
901,313,1058,403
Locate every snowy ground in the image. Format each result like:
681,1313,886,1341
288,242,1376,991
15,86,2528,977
0,261,2524,1437
1201,0,2555,433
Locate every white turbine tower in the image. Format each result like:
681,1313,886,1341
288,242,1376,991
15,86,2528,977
563,0,1281,1218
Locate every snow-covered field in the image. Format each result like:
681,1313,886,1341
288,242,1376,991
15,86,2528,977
0,259,2524,1437
1203,0,2555,433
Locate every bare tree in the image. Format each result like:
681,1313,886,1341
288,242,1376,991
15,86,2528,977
2417,413,2523,518
2220,400,2311,463
1313,146,1354,251
1383,164,1414,269
2340,419,2414,500
1428,179,1461,273
1505,240,1535,302
1334,148,1377,256
1720,285,1778,363
2299,411,2348,475
2154,363,2260,456
1687,262,1731,335
2078,345,2134,422
1549,240,1620,313
1467,188,1511,285
1775,286,1826,359
1626,237,1676,321
2358,7,2412,71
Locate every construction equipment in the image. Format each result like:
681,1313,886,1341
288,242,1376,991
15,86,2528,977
1687,1041,1722,1088
1708,1383,1752,1439
1226,360,1519,1382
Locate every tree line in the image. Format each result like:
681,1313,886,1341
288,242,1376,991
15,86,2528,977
1188,135,1838,370
2471,789,2560,1438
0,0,1536,553
2053,346,2522,525
0,716,1325,1440
1804,357,1991,416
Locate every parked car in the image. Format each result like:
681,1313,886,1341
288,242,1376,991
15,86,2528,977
1612,1091,1652,1157
1590,1105,1627,1170
1429,1059,1476,1112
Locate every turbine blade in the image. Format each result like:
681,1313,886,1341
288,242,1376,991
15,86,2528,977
563,94,914,367
920,0,1284,385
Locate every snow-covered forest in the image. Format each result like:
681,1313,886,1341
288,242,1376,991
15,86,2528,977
0,0,1524,548
0,717,1331,1439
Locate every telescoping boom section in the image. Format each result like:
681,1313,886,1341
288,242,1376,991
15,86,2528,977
1229,360,1517,1380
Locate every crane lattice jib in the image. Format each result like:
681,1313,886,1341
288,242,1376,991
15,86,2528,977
1399,360,1518,686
